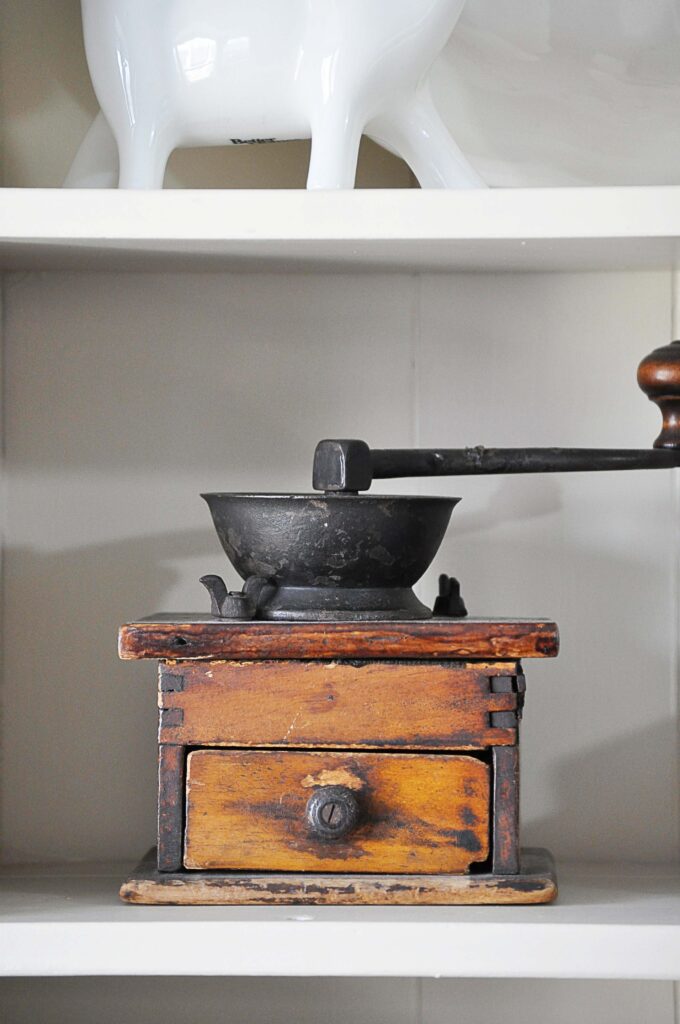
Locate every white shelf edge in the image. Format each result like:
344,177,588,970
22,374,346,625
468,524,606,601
2,186,680,272
1,860,678,979
4,186,680,241
2,920,679,980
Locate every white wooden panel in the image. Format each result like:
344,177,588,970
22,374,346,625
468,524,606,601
0,977,675,1023
0,977,420,1024
0,270,417,862
422,979,675,1024
416,271,679,861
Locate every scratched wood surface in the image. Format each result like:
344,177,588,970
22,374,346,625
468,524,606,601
183,749,490,874
159,660,520,749
121,848,557,905
492,745,520,874
119,617,559,661
157,744,185,872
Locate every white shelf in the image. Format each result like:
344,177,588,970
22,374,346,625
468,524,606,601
2,187,680,273
1,860,678,979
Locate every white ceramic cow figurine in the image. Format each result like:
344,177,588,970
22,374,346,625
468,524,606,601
65,0,484,189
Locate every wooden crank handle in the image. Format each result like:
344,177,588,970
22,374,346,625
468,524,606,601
637,340,680,449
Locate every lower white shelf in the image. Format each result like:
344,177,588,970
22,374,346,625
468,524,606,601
0,860,678,979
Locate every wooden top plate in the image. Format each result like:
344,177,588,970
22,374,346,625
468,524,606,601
119,615,559,661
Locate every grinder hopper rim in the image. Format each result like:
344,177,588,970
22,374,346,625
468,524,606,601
201,491,460,621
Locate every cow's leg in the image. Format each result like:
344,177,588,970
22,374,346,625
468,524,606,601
307,105,364,190
64,111,119,188
367,87,485,189
116,123,173,189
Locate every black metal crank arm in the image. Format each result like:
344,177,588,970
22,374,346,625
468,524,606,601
312,439,680,493
371,446,680,478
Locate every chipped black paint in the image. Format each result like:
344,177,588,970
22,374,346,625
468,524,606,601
486,876,547,893
436,828,482,853
459,805,479,827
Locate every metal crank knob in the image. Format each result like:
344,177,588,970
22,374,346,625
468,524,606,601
305,785,360,841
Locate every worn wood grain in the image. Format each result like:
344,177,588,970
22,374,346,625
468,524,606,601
157,744,185,872
159,661,520,749
120,616,559,662
492,745,520,874
121,847,556,905
183,749,490,874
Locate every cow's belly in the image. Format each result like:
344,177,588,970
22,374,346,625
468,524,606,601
176,85,309,146
167,3,308,143
171,42,308,143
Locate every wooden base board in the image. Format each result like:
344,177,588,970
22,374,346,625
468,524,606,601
120,847,556,906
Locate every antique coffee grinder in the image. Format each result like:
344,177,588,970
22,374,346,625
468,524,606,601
119,341,680,905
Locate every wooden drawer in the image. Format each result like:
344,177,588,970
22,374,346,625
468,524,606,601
184,749,490,874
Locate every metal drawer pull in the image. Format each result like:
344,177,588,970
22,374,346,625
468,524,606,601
306,785,360,841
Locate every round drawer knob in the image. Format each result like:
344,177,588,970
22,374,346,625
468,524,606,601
305,785,360,840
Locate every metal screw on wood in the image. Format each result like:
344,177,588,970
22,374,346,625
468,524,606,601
321,802,338,826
